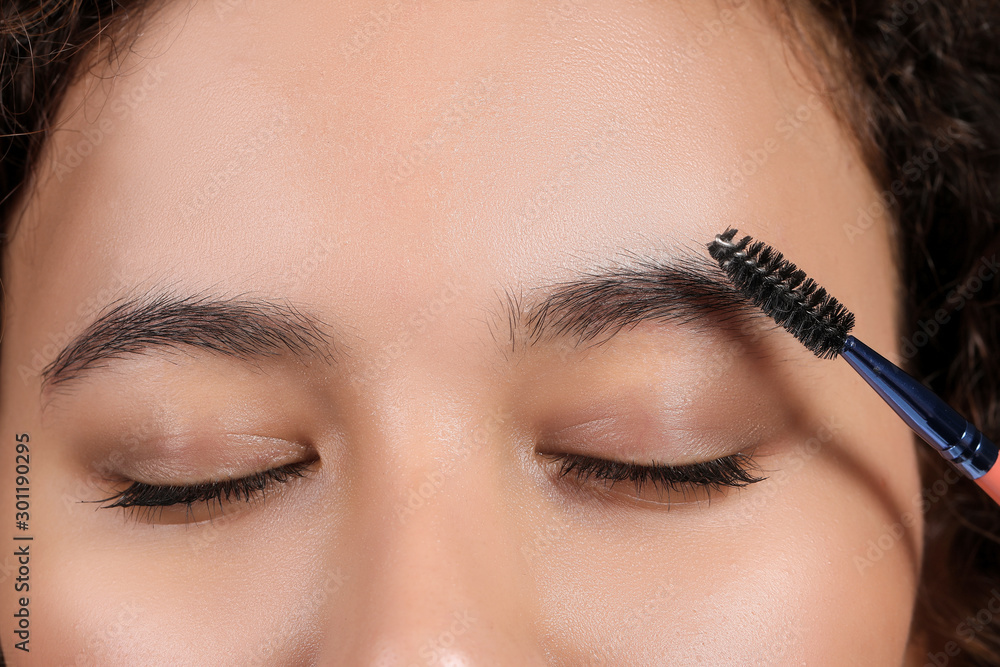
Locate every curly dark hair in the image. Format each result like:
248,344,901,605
786,0,1000,662
2,0,999,664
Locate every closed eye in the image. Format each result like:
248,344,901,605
84,458,317,524
540,452,766,504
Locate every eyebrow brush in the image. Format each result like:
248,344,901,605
707,228,1000,505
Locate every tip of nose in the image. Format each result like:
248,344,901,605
359,644,476,667
336,637,548,667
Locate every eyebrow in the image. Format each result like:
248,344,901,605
40,291,337,395
498,250,761,353
39,249,759,397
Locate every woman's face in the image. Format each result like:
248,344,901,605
1,0,923,664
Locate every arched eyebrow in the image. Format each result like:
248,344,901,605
497,252,760,353
40,291,338,396
37,251,761,400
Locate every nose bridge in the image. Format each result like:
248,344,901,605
316,418,548,666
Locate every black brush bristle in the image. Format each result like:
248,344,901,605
707,227,855,359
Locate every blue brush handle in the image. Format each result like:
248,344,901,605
840,336,999,483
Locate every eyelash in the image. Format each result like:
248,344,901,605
91,452,763,522
542,452,766,497
92,459,314,521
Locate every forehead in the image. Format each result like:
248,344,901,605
7,0,880,342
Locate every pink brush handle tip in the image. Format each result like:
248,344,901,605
977,463,1000,505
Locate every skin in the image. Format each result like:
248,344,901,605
0,0,925,664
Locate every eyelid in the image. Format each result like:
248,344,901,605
538,411,753,468
107,434,315,485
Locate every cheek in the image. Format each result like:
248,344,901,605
771,460,921,663
24,498,332,663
